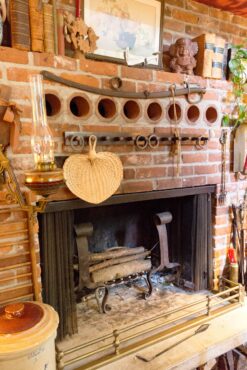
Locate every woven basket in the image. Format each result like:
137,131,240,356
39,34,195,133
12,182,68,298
63,135,123,204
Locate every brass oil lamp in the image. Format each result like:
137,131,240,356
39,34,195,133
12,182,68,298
24,75,63,197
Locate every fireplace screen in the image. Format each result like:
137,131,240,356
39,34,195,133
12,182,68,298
38,186,214,343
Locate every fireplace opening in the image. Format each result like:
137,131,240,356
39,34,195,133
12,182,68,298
73,194,210,288
38,186,214,346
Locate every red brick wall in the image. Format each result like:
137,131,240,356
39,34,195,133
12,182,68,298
0,47,245,294
0,1,246,304
163,0,247,47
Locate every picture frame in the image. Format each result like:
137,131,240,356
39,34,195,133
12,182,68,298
82,0,164,68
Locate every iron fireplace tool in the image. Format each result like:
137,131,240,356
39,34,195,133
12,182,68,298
219,129,227,205
136,323,210,363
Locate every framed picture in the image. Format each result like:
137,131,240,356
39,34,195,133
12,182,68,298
83,0,164,68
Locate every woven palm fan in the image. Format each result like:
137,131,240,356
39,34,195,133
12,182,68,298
63,135,123,204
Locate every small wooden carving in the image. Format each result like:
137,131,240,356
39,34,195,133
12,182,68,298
169,38,198,75
64,11,99,55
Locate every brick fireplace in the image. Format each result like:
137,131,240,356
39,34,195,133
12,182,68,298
0,1,247,368
38,185,213,338
1,46,246,304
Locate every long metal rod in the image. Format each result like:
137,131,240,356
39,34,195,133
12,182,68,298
123,305,209,343
221,277,239,285
216,284,239,295
63,333,113,356
119,297,207,334
120,284,238,336
212,286,239,297
66,343,114,363
209,293,240,307
41,70,206,100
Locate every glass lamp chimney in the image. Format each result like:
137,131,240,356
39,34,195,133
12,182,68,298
30,75,55,171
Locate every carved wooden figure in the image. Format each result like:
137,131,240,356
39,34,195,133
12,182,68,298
169,38,198,75
64,11,99,55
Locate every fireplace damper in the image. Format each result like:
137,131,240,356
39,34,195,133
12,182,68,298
38,185,214,342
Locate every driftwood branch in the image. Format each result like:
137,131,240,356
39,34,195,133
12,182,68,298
89,251,150,272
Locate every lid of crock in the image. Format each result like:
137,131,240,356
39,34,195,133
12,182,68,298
0,302,44,334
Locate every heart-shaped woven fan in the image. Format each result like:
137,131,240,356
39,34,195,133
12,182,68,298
63,135,123,204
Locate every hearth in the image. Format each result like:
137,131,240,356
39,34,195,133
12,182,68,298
56,278,243,369
38,185,219,368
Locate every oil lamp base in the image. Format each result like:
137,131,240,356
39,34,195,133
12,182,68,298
24,168,64,197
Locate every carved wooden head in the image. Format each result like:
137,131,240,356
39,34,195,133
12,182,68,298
169,38,198,58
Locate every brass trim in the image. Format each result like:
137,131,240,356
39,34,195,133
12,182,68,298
57,278,243,370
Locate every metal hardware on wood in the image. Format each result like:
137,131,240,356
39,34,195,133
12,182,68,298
64,131,209,151
41,70,206,100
